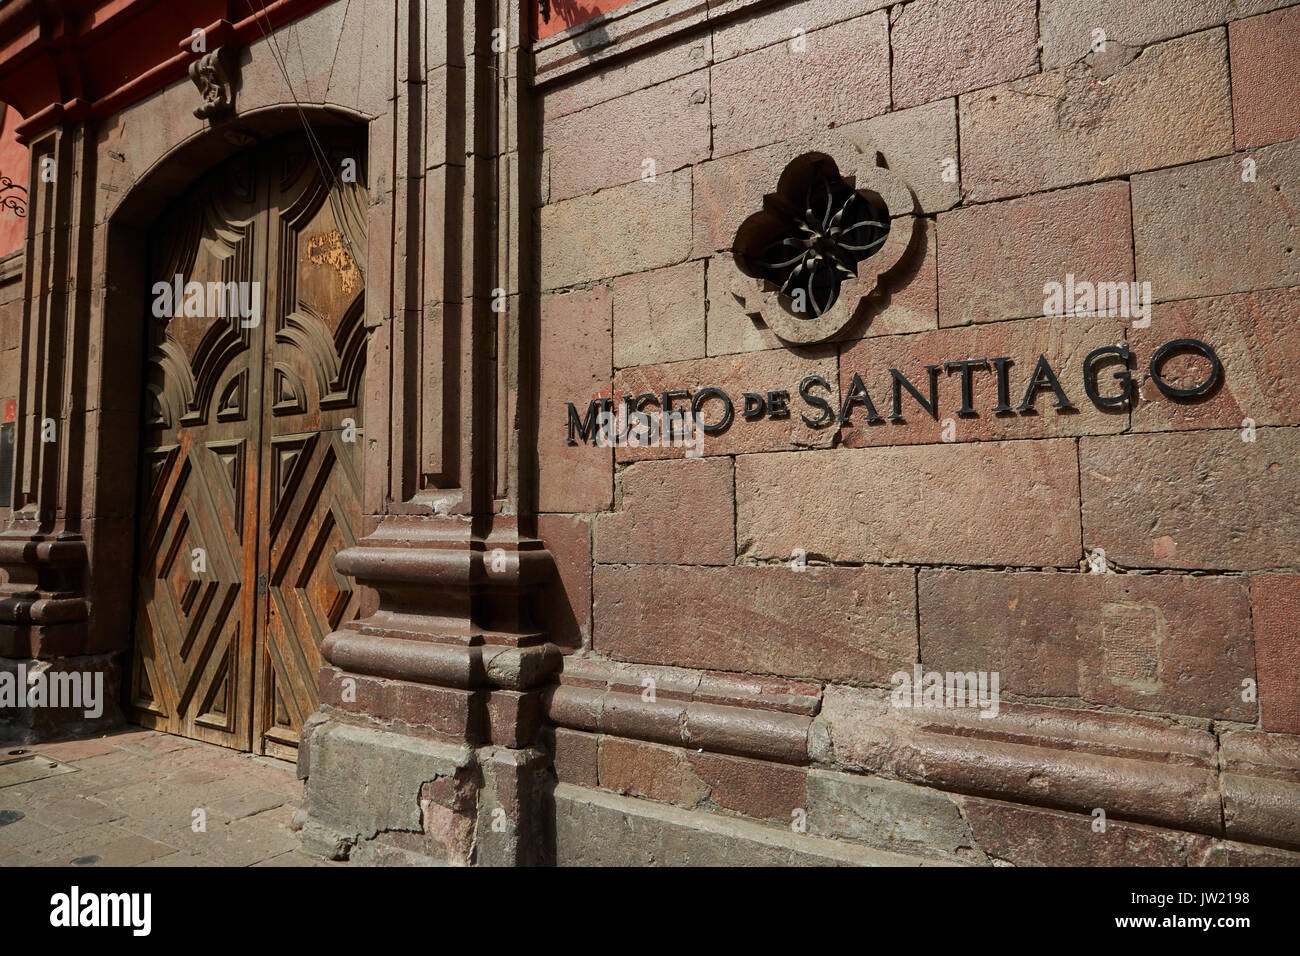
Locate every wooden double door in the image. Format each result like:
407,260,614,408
128,133,369,758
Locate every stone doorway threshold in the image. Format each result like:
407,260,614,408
0,729,336,867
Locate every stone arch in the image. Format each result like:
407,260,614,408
89,104,378,686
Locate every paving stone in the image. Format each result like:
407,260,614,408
0,732,312,868
110,731,195,757
206,786,296,821
166,818,301,867
21,822,181,867
69,832,180,867
137,852,205,867
0,809,62,848
98,778,250,827
251,849,344,867
3,792,124,832
26,736,122,761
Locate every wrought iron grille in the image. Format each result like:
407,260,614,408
752,175,889,318
0,175,25,219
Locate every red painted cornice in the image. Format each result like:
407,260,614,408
0,0,332,144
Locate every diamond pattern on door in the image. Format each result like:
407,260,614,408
130,436,250,748
129,133,367,755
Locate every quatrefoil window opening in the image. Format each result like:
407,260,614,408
743,168,891,320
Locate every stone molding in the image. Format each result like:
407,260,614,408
544,657,1300,851
0,249,22,283
820,688,1300,851
552,782,953,866
533,0,711,88
530,0,846,89
545,658,814,764
0,2,334,144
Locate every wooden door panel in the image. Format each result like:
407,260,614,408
129,154,265,750
260,429,363,755
130,395,259,747
131,134,366,755
255,139,367,757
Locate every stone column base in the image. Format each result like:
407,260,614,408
294,714,554,866
0,653,125,744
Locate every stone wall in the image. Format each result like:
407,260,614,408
1,0,1296,867
532,0,1300,864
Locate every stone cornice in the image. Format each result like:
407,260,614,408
0,0,334,143
531,0,810,89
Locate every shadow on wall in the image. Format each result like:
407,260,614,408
537,0,625,44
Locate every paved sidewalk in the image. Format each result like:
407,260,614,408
0,729,331,866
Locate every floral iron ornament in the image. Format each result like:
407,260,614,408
731,146,918,345
0,175,25,218
756,175,888,317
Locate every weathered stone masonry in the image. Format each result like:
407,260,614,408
534,0,1300,865
0,0,1296,865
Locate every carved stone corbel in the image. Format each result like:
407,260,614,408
189,46,239,120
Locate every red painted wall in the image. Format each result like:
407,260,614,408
0,106,26,258
535,0,636,43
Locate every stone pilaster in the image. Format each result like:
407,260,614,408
0,112,122,742
295,0,558,865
